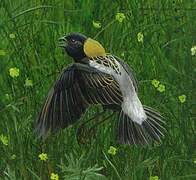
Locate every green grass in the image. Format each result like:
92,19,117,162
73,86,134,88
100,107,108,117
0,0,195,179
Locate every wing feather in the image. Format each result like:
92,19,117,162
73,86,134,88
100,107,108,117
36,63,123,137
77,69,123,106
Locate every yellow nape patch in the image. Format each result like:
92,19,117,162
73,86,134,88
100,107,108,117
84,38,106,57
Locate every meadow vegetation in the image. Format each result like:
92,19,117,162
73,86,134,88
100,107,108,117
0,0,195,179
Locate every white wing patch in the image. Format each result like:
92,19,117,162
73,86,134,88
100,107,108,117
89,55,121,75
89,55,147,125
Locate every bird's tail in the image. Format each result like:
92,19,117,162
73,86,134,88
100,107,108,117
117,105,166,145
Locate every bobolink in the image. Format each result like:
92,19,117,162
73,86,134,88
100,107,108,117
36,33,165,145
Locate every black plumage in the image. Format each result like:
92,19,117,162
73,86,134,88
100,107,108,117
36,33,166,145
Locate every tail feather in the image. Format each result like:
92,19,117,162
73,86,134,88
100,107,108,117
117,106,166,145
118,111,150,145
134,123,149,145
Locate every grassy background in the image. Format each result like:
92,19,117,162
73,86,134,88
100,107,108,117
0,0,195,179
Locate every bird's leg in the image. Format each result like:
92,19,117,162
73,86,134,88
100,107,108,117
76,111,115,145
76,110,105,144
86,112,116,142
89,112,115,131
80,110,106,127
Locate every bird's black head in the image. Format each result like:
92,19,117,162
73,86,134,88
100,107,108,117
59,33,87,62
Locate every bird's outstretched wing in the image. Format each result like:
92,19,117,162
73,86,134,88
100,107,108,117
76,67,123,106
35,63,123,137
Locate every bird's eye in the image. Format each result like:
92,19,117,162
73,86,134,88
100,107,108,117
70,39,77,43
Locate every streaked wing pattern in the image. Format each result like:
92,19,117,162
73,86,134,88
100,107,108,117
36,65,89,136
77,70,123,105
36,63,123,137
89,55,138,92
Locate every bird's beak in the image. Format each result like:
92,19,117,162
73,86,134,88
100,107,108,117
58,36,68,48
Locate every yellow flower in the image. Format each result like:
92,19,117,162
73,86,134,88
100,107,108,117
157,84,165,93
0,134,8,146
137,32,144,43
25,78,33,87
38,153,48,161
149,176,159,180
93,21,101,29
5,93,12,100
108,146,117,155
191,45,196,56
121,52,125,57
178,94,186,103
9,67,20,78
50,173,59,180
151,79,160,88
152,80,165,93
10,154,16,160
0,49,6,56
9,33,16,39
115,12,126,23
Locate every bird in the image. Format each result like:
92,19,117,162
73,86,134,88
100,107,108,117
35,32,166,145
